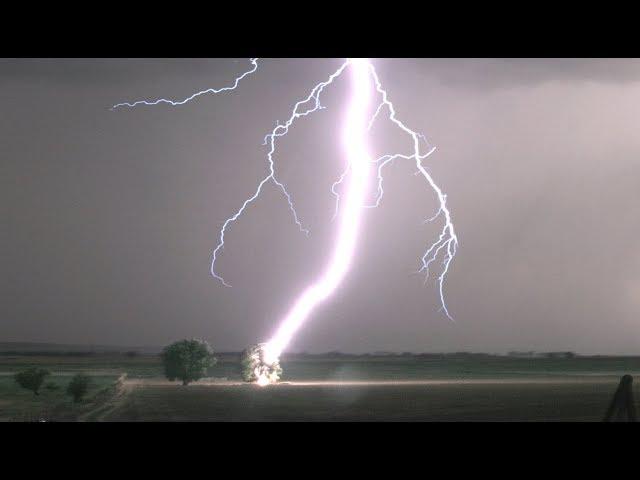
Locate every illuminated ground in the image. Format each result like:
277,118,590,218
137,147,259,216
104,376,637,422
2,353,638,421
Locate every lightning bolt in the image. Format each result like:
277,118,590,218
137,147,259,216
111,58,259,110
368,64,458,319
112,58,459,381
326,61,458,320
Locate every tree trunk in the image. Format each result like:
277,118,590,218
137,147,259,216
182,379,189,386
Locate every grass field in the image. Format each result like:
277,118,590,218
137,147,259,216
107,380,633,421
1,353,638,421
0,374,119,421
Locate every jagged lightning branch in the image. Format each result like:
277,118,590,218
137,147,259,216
328,63,458,318
112,58,349,287
367,64,458,319
112,58,459,372
208,60,350,286
111,58,259,109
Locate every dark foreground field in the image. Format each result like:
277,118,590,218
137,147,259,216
1,351,638,421
107,378,634,422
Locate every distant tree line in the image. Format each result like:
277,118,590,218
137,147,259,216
507,351,576,359
1,350,146,357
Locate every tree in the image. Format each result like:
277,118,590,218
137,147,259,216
66,374,91,403
14,368,50,395
240,343,282,384
161,339,216,385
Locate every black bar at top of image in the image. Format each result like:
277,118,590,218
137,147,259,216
4,8,638,58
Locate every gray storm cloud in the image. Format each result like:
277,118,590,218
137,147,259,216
2,58,639,354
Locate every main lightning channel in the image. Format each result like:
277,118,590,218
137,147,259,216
326,62,458,320
112,58,460,380
263,58,373,365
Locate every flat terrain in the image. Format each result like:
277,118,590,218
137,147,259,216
1,352,639,421
0,374,120,421
108,378,631,421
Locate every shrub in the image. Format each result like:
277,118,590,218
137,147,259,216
14,368,50,395
66,374,91,402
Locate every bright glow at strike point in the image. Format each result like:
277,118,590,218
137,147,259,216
113,58,459,385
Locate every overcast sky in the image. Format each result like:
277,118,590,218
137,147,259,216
2,58,639,354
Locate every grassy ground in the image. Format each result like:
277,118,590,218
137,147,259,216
275,355,640,381
1,353,638,421
0,374,119,421
106,380,638,422
3,353,639,380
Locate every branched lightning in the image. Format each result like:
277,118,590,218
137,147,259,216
113,58,459,379
112,58,349,286
327,62,458,320
111,58,259,110
366,63,458,319
208,59,349,286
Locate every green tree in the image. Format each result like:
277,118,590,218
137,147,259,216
66,374,91,403
161,339,217,385
240,343,282,383
14,368,50,395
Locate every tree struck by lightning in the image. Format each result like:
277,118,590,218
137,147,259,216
113,58,458,385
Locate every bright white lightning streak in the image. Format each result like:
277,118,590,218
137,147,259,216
263,60,459,368
367,63,458,319
111,58,348,287
263,58,373,365
208,60,350,286
328,63,458,320
113,58,459,381
111,58,259,109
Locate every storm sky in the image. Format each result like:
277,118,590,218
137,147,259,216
2,58,639,354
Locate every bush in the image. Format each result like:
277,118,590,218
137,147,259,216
66,374,91,403
161,339,216,385
14,368,50,395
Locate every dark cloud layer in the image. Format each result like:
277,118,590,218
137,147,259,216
5,58,640,87
415,58,640,89
2,58,639,354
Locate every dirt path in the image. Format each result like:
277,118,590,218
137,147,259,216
77,374,132,422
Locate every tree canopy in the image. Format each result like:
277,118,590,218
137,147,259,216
161,339,217,385
14,368,50,395
66,373,91,402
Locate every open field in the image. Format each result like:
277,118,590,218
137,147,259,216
0,374,120,422
1,352,639,421
108,378,636,421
